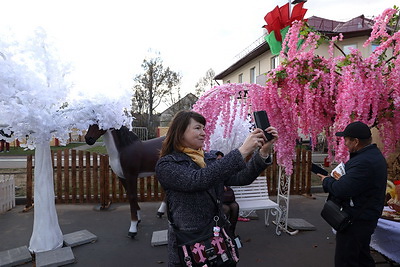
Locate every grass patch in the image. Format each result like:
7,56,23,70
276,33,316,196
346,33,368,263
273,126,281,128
1,143,85,156
86,145,107,154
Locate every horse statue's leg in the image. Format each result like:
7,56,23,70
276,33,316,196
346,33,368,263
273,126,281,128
157,196,167,218
119,177,140,238
134,201,141,223
124,174,140,238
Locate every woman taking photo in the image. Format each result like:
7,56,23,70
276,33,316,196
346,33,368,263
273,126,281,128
155,111,278,266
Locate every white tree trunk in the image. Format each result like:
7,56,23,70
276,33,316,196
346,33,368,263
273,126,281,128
29,143,63,253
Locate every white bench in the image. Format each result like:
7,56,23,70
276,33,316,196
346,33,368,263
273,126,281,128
231,176,282,235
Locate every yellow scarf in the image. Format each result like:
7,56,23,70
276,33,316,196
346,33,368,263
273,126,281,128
178,146,206,168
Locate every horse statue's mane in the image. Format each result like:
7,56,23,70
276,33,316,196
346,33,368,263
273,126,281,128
114,126,140,148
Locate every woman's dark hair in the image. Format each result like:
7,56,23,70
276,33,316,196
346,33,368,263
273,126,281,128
160,111,206,157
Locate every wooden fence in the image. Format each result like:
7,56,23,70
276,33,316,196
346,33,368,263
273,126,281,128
26,150,165,209
25,147,312,208
264,147,312,196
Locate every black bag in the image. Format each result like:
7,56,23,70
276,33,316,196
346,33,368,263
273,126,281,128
168,189,240,267
320,199,351,232
223,187,235,204
321,196,371,233
175,216,239,267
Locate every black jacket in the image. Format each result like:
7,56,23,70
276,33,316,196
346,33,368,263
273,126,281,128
323,144,387,221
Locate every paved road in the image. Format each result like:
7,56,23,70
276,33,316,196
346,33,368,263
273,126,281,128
0,143,104,169
0,156,27,169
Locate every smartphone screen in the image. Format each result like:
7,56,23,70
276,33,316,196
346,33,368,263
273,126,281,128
253,111,273,141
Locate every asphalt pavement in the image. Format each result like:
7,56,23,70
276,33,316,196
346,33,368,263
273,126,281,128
0,194,394,267
0,155,27,169
0,148,395,266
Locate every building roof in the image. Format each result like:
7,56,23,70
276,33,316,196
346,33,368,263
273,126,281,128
215,15,375,80
160,93,198,115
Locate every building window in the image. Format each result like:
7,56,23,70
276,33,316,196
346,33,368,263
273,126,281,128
343,44,357,55
271,56,280,69
250,67,256,83
238,73,243,83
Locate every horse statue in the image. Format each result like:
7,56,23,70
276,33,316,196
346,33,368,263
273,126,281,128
85,124,165,238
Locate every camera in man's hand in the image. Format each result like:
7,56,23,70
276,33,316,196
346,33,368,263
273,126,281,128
311,163,328,176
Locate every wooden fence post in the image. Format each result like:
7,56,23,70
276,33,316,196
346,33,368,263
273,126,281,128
146,176,152,201
104,157,110,207
111,172,117,202
305,150,312,196
99,155,111,209
71,149,77,203
294,147,301,194
301,148,307,194
92,153,99,203
56,150,63,203
64,149,70,203
85,151,92,202
78,151,84,203
271,152,278,195
99,155,106,209
25,155,33,210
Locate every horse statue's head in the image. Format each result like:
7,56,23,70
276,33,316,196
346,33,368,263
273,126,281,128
85,124,107,145
85,124,140,147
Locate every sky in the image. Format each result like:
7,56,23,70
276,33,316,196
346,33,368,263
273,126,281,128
0,0,398,111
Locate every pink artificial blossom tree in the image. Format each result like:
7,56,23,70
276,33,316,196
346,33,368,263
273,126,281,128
194,8,400,175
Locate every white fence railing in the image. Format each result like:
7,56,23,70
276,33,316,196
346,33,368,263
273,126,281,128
132,127,149,140
0,174,15,213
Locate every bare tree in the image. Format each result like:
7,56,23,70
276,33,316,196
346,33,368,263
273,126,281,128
194,68,216,97
164,85,182,111
132,52,181,134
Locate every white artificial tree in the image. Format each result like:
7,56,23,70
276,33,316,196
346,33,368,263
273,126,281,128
0,28,74,253
0,28,133,253
208,103,253,155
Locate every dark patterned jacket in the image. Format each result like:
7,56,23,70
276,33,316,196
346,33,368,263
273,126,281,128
155,149,271,266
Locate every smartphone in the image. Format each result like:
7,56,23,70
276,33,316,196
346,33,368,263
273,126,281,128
253,111,273,141
311,163,328,176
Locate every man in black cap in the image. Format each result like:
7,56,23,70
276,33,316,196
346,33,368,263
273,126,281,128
320,121,387,267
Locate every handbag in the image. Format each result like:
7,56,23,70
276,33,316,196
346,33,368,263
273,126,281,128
168,190,240,267
320,199,351,232
222,186,236,204
321,197,371,232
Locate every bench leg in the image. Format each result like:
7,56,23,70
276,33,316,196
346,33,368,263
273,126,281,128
265,208,282,236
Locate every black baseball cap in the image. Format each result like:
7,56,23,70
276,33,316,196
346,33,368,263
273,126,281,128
335,121,371,139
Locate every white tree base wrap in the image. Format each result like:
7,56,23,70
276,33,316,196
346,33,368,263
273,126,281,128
29,143,63,253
